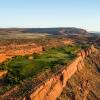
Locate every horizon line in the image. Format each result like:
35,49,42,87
0,27,100,32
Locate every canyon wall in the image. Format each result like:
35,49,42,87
23,46,96,100
0,39,73,63
0,43,43,63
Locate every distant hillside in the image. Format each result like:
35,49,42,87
0,27,89,39
0,27,88,35
23,27,88,35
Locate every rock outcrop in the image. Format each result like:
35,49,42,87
0,45,98,100
0,71,7,79
59,48,100,100
0,43,43,63
22,46,96,100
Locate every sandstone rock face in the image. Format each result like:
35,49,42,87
23,47,94,100
59,49,100,100
0,54,10,63
0,46,95,100
62,40,73,45
78,45,98,58
23,52,89,100
0,70,8,79
0,43,43,63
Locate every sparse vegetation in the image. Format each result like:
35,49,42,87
0,45,81,94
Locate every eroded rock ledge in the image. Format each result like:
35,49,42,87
23,45,98,100
0,45,98,100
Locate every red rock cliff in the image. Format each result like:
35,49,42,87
23,46,96,100
0,43,43,63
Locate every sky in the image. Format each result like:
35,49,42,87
0,0,100,31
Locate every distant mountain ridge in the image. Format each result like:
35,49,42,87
23,27,88,35
0,27,88,35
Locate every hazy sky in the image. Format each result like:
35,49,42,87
0,0,100,31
